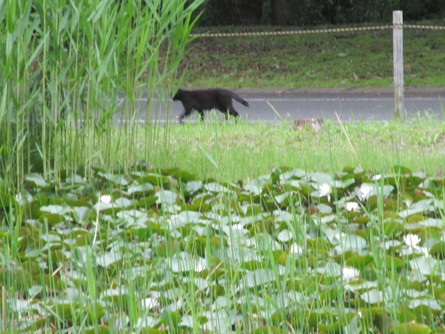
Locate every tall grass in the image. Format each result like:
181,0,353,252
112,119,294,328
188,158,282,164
0,0,203,188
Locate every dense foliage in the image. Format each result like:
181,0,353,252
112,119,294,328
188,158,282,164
197,0,445,26
2,166,445,332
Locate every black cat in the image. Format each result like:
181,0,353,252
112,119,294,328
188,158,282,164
173,88,249,123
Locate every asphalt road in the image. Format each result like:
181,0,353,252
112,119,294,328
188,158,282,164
124,87,445,123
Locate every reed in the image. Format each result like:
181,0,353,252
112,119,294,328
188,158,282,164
0,0,203,188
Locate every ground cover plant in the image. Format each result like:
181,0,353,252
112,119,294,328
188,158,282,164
180,23,445,88
2,165,445,332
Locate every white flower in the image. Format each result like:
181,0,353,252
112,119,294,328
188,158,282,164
419,247,429,257
142,297,159,309
403,234,421,248
358,184,373,200
404,198,413,208
100,194,112,204
318,183,332,201
195,262,206,272
232,224,244,230
345,202,360,212
342,266,360,281
403,233,429,257
168,214,180,222
289,243,303,255
371,174,382,181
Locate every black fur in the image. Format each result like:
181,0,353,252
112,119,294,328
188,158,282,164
173,88,249,123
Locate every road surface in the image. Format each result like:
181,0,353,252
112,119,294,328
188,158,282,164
120,87,445,123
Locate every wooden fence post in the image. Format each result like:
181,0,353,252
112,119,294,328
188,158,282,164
393,10,404,119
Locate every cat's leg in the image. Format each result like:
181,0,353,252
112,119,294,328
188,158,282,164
227,105,239,121
219,108,238,120
221,101,239,121
219,108,229,120
178,108,192,124
197,110,205,122
217,106,236,120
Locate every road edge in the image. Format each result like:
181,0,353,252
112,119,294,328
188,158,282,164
233,86,445,97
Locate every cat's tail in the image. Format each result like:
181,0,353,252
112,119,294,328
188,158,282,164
230,92,249,107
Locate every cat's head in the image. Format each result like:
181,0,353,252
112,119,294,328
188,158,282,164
172,88,183,100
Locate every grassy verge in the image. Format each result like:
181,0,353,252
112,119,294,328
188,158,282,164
143,118,445,181
180,23,445,88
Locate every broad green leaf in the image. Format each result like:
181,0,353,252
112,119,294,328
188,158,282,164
179,315,194,328
130,172,171,188
167,252,207,273
273,210,294,223
161,167,195,182
100,287,129,301
201,309,235,332
245,177,269,195
361,289,384,304
40,205,72,215
390,322,432,334
309,172,334,185
97,250,125,267
245,269,275,288
315,262,342,277
186,181,202,194
403,289,428,298
204,182,231,193
430,242,445,259
116,210,149,226
246,233,281,251
97,172,130,186
408,298,441,311
409,257,439,275
7,298,30,313
277,229,293,242
334,178,355,189
166,210,202,229
72,206,93,225
418,218,443,228
279,168,306,181
398,199,434,218
126,183,154,195
212,296,231,310
344,281,378,293
155,190,177,205
25,173,49,188
338,234,367,253
41,233,62,244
